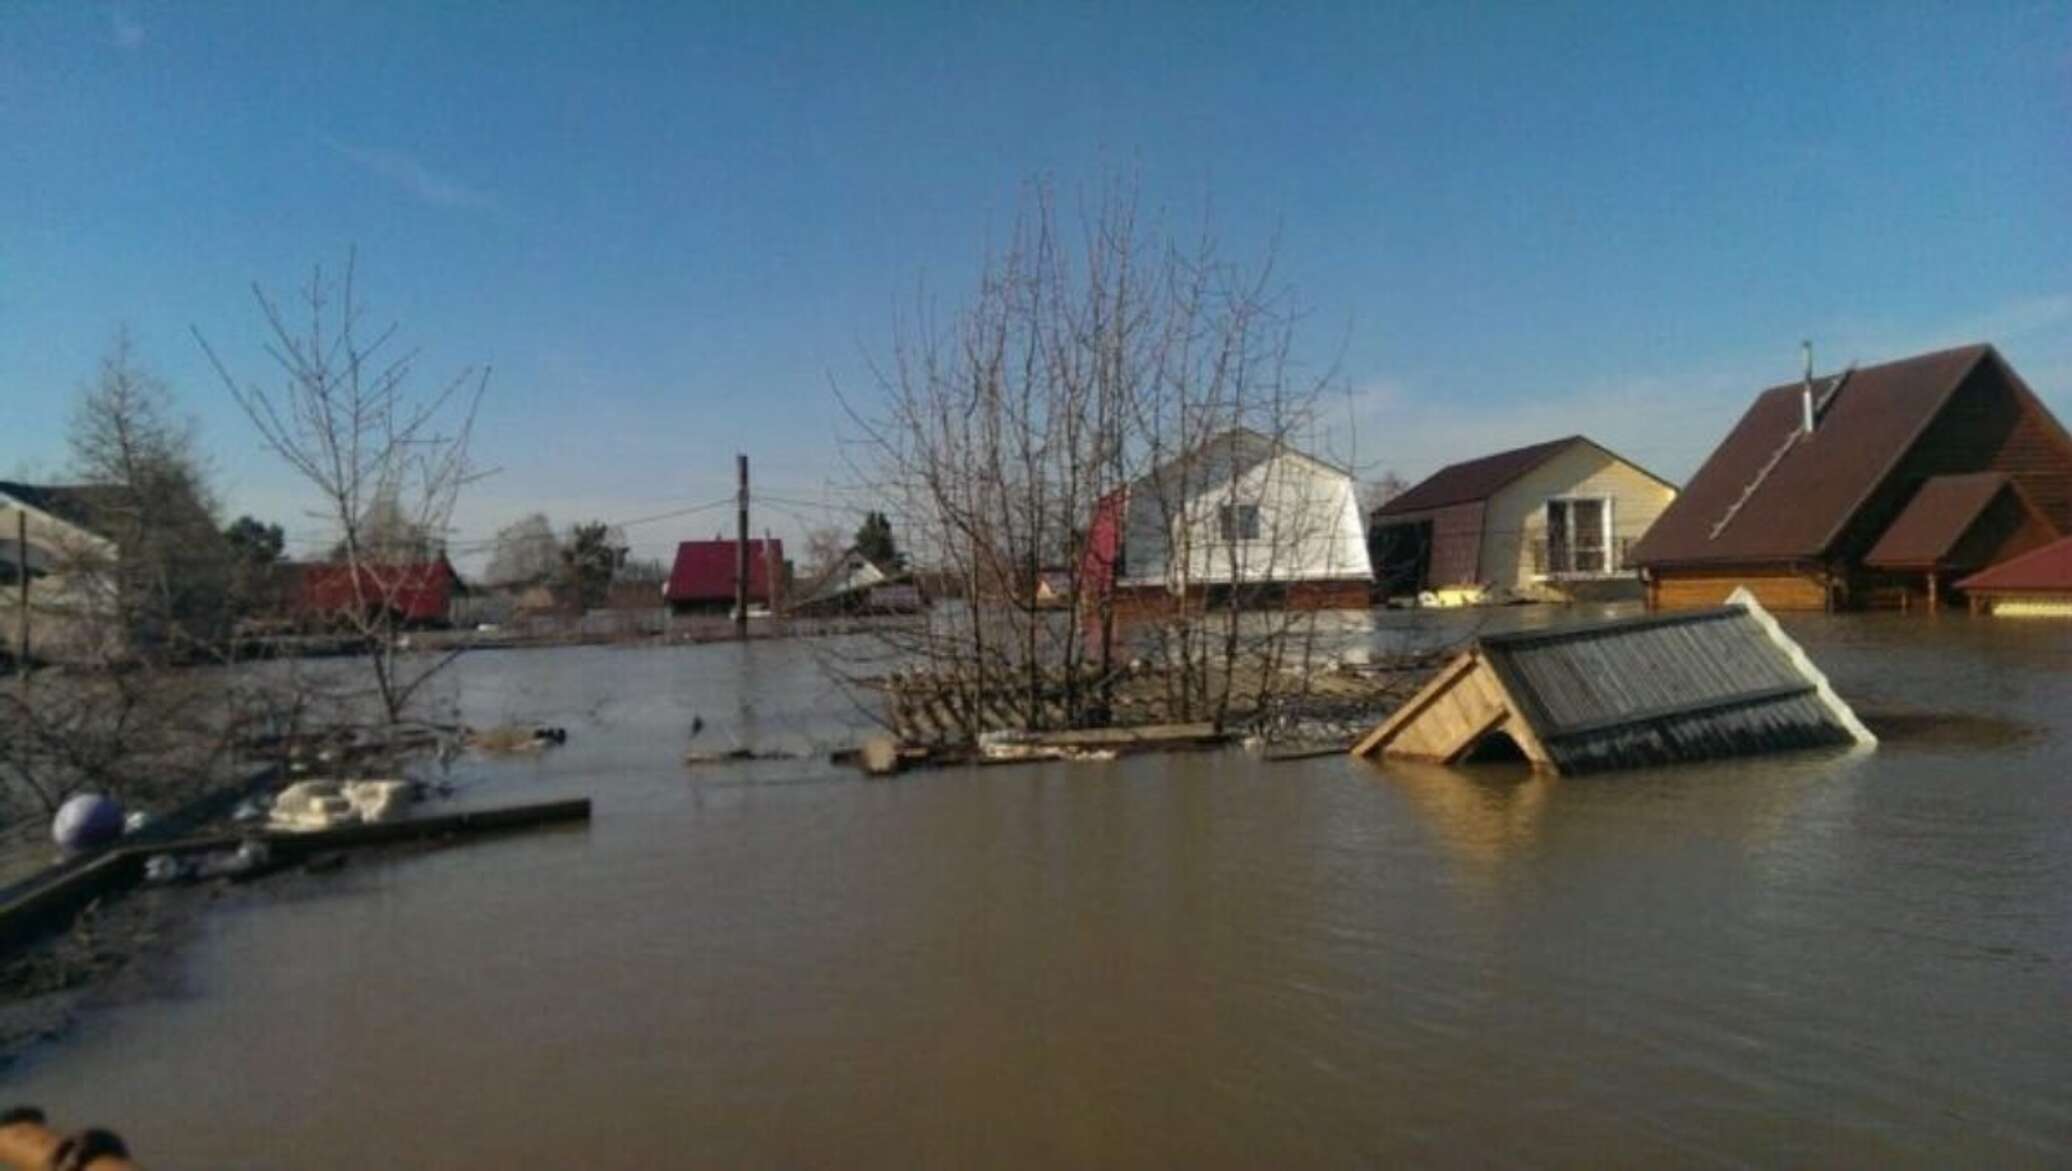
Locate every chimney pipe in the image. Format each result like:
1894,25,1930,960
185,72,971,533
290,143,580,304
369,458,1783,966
1801,340,1815,437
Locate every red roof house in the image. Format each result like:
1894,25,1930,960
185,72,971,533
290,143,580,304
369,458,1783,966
1955,534,2072,616
666,539,783,613
297,559,461,627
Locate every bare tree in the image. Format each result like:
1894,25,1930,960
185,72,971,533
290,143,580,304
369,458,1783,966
483,513,561,587
1358,471,1409,514
0,333,243,814
837,178,1351,741
197,251,490,727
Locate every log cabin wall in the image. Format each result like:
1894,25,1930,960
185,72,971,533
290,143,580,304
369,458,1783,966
1838,364,2072,566
1650,569,1831,611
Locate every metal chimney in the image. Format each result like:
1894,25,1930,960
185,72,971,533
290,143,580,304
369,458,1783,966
1801,340,1815,437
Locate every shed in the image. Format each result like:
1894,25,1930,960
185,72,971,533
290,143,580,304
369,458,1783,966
789,548,922,616
1632,344,2072,610
298,558,464,628
665,538,784,614
1955,534,2072,617
1350,589,1874,774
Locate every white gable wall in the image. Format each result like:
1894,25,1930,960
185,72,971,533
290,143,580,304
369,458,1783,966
1119,449,1372,588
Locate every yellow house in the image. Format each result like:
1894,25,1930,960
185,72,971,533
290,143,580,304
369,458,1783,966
1369,436,1677,603
0,481,122,665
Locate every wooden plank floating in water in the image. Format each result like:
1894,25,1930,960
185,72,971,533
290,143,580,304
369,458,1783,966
150,797,593,858
0,798,592,956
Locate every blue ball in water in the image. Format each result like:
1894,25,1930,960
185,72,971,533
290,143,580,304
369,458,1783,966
52,793,126,852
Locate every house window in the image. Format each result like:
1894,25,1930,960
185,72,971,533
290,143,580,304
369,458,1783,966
1218,504,1261,541
0,539,51,586
1545,498,1611,575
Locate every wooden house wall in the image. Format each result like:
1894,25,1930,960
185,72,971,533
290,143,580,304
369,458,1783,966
1650,569,1830,611
1947,491,2061,576
1426,501,1486,587
1835,364,2072,566
1358,655,1546,765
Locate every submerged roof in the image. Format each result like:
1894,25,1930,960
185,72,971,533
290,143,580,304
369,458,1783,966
1863,473,2031,568
666,538,782,604
1631,345,2008,566
1956,533,2072,594
1353,592,1874,775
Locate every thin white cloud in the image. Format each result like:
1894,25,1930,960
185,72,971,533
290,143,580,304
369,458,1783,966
333,142,503,213
110,10,145,50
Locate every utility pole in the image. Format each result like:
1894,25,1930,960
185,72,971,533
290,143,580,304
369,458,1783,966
15,509,27,678
735,453,750,637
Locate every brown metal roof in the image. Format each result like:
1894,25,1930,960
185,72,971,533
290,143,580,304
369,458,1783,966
1861,472,2015,568
1374,436,1586,517
1631,344,1993,566
1955,533,2072,593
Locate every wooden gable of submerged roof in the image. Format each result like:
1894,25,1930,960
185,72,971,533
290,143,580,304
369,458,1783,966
1632,344,2072,610
1350,589,1874,775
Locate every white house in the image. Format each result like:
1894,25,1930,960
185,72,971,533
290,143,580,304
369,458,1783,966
790,548,923,615
0,481,122,664
1083,428,1372,611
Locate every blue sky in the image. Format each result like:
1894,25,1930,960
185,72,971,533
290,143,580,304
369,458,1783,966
3,1,2068,567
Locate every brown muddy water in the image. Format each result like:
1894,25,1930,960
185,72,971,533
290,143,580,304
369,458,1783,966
9,609,2072,1167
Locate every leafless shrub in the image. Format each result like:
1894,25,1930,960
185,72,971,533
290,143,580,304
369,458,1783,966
197,250,490,727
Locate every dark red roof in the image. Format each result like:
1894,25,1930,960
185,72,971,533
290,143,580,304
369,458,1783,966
298,560,457,623
1956,534,2072,594
1632,345,1997,566
666,539,782,605
1374,436,1589,518
1862,473,2018,568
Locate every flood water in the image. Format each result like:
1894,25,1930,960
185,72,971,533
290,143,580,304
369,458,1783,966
11,610,2072,1167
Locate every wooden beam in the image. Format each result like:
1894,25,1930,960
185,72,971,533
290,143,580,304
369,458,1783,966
1350,650,1477,758
1438,702,1517,765
0,799,591,955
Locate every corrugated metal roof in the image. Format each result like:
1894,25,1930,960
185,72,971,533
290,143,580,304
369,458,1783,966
1373,437,1584,517
666,539,782,605
1956,533,2072,593
1476,602,1868,773
1631,344,1994,566
1862,473,2015,568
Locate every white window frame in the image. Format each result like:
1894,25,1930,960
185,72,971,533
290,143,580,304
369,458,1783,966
1542,495,1615,578
1217,503,1262,542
